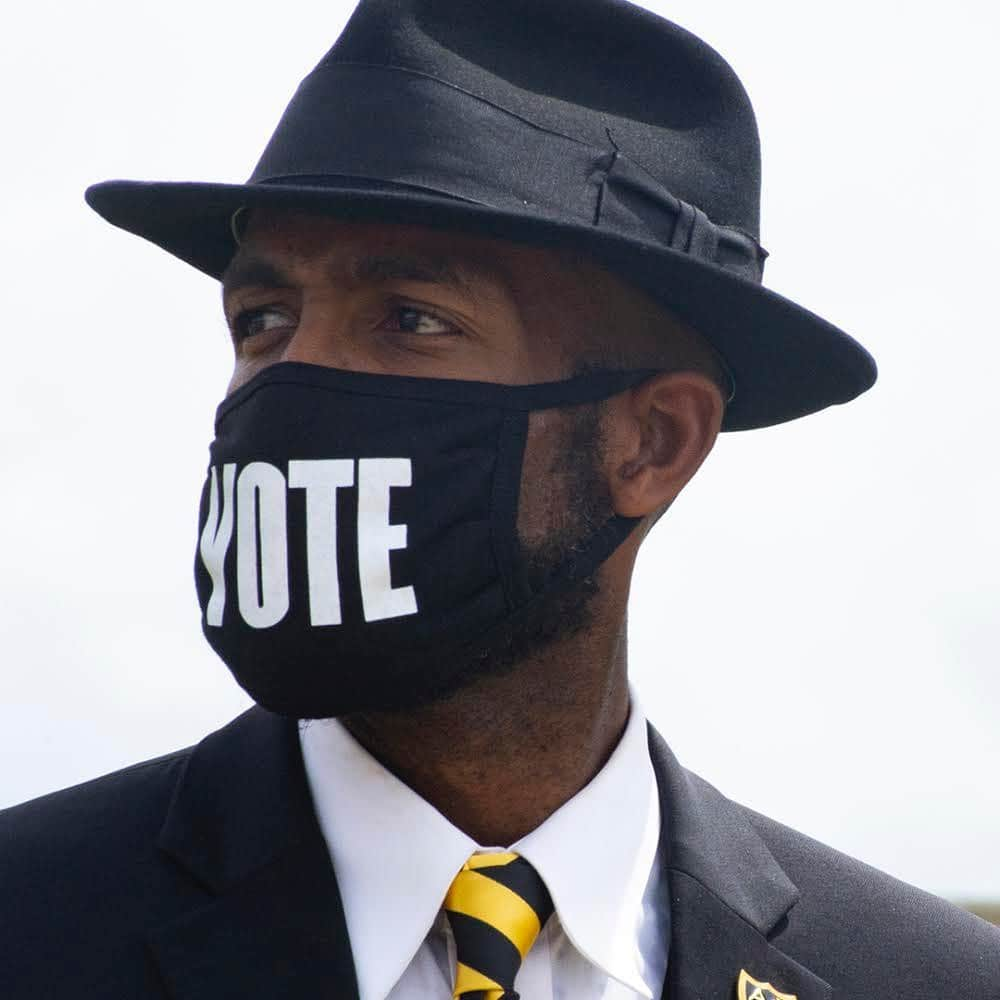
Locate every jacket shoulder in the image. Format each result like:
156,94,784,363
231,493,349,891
1,746,191,860
0,745,203,997
743,805,1000,993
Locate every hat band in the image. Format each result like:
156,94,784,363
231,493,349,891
249,62,767,283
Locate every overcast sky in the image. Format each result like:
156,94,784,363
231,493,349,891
2,1,997,902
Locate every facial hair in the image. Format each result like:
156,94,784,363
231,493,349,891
332,400,614,716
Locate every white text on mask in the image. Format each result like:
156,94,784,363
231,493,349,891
198,458,418,628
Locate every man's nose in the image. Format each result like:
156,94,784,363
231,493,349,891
279,300,373,372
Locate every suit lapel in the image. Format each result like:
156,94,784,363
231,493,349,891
146,708,360,1000
665,871,831,1000
648,727,832,1000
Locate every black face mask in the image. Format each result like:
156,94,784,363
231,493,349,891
195,362,649,718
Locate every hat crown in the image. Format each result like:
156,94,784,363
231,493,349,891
85,0,877,430
269,0,761,238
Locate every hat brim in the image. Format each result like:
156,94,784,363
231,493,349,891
85,177,875,431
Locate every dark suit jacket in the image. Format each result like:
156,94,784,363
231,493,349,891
3,708,998,999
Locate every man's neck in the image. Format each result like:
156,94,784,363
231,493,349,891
340,619,630,846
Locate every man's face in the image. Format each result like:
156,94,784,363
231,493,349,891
220,211,629,702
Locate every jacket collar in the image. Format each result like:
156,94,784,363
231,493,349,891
648,726,833,1000
146,707,831,1000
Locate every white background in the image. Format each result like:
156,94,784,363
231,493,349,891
1,2,997,903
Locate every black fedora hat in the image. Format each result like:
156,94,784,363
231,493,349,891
86,0,875,431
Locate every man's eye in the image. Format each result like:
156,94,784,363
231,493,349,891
231,306,294,342
387,306,458,336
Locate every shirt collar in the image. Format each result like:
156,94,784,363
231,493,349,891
299,689,659,1000
511,694,659,996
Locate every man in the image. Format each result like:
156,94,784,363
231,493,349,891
3,1,997,998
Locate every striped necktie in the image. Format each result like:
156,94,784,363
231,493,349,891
443,852,554,1000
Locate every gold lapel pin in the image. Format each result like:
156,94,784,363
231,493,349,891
737,968,798,1000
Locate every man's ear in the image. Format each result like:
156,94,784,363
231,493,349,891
603,371,724,518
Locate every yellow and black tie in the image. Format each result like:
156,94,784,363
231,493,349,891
443,852,554,1000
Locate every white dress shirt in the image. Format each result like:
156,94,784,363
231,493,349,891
299,692,668,1000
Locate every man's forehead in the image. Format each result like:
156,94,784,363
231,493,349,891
227,209,535,290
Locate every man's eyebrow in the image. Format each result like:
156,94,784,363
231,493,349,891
221,255,296,301
348,253,472,292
